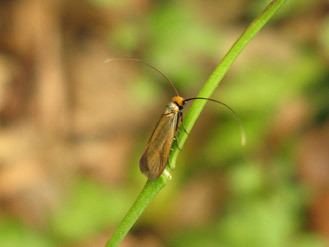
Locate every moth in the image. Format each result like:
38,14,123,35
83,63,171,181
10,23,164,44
106,58,245,180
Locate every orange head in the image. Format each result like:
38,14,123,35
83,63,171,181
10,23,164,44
172,96,185,109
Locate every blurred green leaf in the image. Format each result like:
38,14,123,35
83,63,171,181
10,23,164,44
147,2,221,87
319,17,329,54
222,51,323,113
0,220,54,247
168,227,219,247
296,236,327,247
89,0,128,8
50,179,131,243
229,163,264,196
130,75,164,106
110,22,142,52
217,190,298,246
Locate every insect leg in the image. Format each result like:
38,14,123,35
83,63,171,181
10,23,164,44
162,168,172,180
172,111,184,151
172,138,182,151
179,112,190,135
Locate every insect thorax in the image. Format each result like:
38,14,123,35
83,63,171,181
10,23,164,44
167,102,180,113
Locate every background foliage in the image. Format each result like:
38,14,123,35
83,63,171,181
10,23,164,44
0,0,328,246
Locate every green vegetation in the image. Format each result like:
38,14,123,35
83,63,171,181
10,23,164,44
0,0,328,247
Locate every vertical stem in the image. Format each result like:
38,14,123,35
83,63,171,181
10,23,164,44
105,177,167,247
105,1,286,246
169,0,286,168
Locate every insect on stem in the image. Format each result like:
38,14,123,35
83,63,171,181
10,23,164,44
106,58,246,179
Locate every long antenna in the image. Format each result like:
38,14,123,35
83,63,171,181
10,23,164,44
104,58,179,96
184,97,246,146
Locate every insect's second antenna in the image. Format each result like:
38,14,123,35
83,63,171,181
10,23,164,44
184,97,247,146
105,58,179,96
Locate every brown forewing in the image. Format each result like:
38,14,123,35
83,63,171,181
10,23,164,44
139,106,178,179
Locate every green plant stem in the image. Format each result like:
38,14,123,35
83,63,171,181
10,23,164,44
169,0,286,168
106,1,285,246
106,177,167,247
